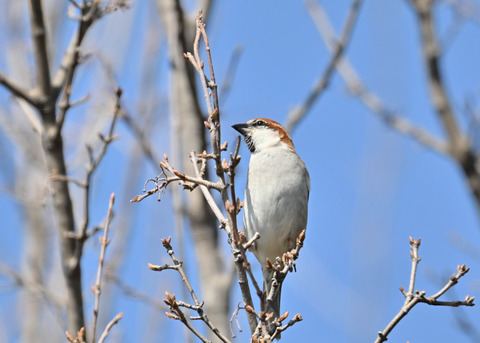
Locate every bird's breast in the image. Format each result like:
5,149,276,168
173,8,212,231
243,150,309,264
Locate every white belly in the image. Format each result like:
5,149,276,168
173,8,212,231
243,148,309,265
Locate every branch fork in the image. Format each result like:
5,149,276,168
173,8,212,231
375,237,474,343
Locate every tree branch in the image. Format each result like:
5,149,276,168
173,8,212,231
97,312,123,343
185,12,260,334
92,193,116,343
408,0,480,213
28,0,52,115
305,0,449,155
156,1,230,336
150,237,231,343
285,0,363,132
0,73,40,106
375,237,474,343
54,1,102,135
409,0,465,152
77,88,121,244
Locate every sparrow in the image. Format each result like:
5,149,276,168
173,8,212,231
232,118,310,336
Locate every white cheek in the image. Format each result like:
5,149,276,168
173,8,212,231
251,130,280,150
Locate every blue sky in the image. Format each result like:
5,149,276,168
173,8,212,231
1,0,480,342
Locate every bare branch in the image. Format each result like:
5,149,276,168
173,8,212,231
105,270,166,311
441,0,480,25
130,157,225,203
92,193,116,343
272,314,303,339
164,294,211,343
97,312,123,343
0,73,40,106
409,0,465,152
120,108,160,167
305,0,449,155
152,237,231,343
375,237,474,343
77,88,122,254
190,152,228,227
156,2,231,335
408,0,480,212
50,174,87,188
28,0,52,112
263,230,306,338
0,262,63,321
285,0,363,132
219,45,244,103
53,1,102,134
184,10,259,335
15,98,43,133
406,237,422,302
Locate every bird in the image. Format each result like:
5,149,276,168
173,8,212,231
232,118,310,337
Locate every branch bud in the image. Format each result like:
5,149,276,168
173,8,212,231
279,311,289,322
77,327,85,340
225,199,235,213
65,331,75,343
166,312,180,320
294,314,303,321
245,305,255,314
209,107,218,121
222,158,229,171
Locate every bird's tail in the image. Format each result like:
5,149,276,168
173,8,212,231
263,267,283,339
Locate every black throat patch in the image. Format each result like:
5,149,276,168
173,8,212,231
244,135,255,153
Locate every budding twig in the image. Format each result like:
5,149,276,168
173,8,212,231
149,237,231,343
375,237,474,343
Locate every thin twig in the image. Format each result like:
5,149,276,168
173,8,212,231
0,262,64,326
285,0,363,132
92,193,115,343
304,0,449,156
49,174,87,188
54,0,102,135
15,97,44,133
97,312,123,343
151,237,231,343
219,45,244,103
375,237,474,343
164,293,211,343
406,236,421,304
105,270,167,311
76,88,122,258
190,152,228,229
271,314,303,339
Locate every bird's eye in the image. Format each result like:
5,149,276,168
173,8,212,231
254,120,266,127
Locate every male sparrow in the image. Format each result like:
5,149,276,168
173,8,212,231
233,118,310,334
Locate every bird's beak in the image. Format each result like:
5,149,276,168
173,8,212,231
232,123,249,135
